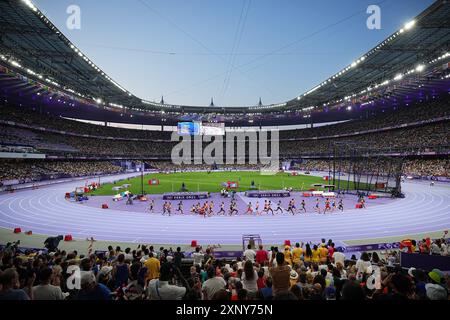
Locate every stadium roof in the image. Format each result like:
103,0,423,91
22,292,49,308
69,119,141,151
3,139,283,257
0,0,449,126
286,0,450,111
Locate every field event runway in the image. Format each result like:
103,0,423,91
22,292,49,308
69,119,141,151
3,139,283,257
0,173,449,245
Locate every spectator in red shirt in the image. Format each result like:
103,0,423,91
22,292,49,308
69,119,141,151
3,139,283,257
257,270,266,290
328,242,335,260
256,245,268,265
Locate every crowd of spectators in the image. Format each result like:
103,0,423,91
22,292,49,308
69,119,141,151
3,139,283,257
1,157,447,186
280,98,450,139
1,97,448,142
0,106,169,141
0,160,123,185
147,161,263,172
0,120,447,158
281,121,449,155
0,161,47,184
292,159,449,178
37,161,123,177
403,159,450,178
0,236,448,300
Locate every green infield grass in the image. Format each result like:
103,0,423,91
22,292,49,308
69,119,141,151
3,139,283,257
89,171,370,196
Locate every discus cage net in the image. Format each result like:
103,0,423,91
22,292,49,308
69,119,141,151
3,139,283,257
294,141,405,197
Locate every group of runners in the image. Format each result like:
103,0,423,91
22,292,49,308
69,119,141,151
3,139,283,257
147,197,346,216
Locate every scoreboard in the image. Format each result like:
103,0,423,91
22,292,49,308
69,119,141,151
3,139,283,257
177,122,225,136
177,122,200,136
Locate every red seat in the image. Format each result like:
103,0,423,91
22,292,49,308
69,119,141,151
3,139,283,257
102,204,108,209
284,240,291,246
368,195,377,199
64,235,73,241
13,227,21,234
355,204,363,209
191,240,198,247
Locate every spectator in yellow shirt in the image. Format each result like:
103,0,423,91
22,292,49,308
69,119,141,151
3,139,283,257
304,244,313,263
144,253,160,283
284,245,292,265
319,244,329,264
311,245,320,263
292,243,303,265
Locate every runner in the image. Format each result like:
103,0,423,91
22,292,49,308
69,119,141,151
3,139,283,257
202,201,208,218
255,201,260,215
166,201,172,216
245,202,253,215
275,200,283,214
300,199,307,213
360,197,366,209
208,201,214,217
263,200,269,215
287,199,295,215
148,199,155,213
217,201,226,215
314,198,321,214
324,198,331,213
338,199,344,212
331,199,336,212
229,201,239,216
267,201,274,215
176,201,184,214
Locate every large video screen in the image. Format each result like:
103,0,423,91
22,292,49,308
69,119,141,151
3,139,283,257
177,122,200,136
177,122,224,136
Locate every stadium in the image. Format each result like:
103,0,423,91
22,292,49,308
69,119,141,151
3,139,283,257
0,0,449,303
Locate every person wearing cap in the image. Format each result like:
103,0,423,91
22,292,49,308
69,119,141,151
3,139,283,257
428,268,444,285
284,245,292,266
75,272,112,300
289,269,299,287
97,265,114,289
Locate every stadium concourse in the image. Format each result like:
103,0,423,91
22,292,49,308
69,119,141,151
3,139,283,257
0,171,449,248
